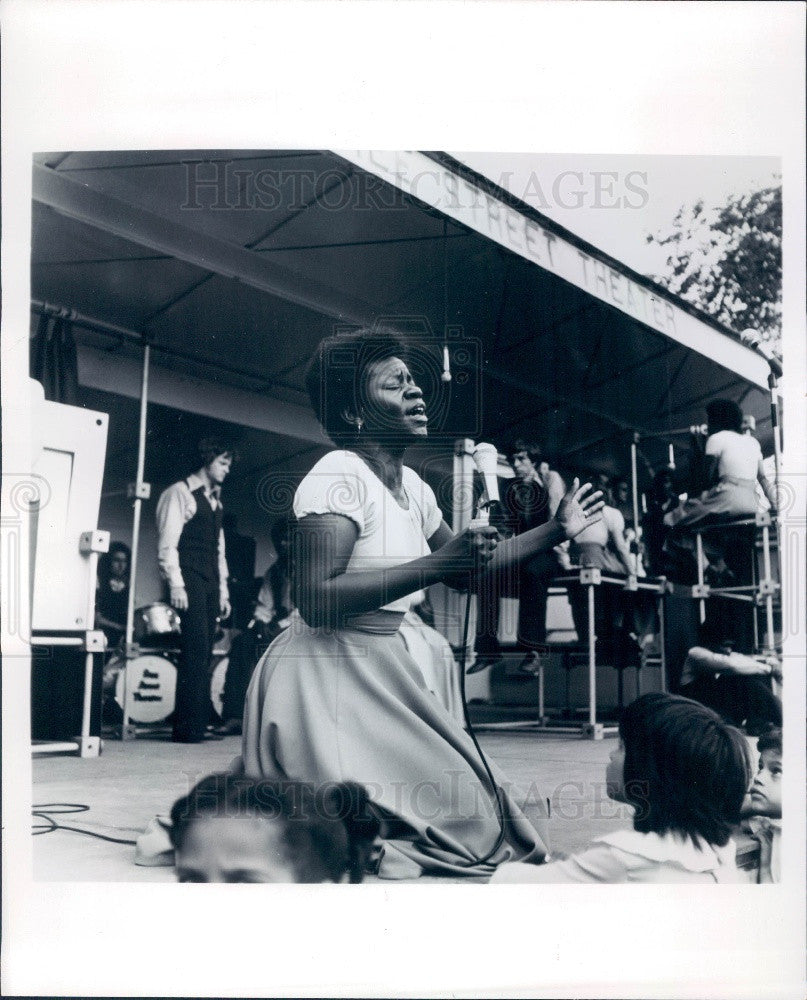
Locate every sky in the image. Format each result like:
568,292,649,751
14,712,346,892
452,152,781,279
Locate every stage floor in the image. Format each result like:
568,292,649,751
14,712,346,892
31,726,633,883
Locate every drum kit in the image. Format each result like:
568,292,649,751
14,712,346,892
102,602,230,726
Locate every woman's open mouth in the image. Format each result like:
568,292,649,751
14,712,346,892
407,404,428,422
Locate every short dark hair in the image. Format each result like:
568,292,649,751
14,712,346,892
98,541,131,584
619,692,751,847
757,727,782,756
169,773,380,883
505,439,541,465
305,330,410,447
198,436,239,466
706,399,743,434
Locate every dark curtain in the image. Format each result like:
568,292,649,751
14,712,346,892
30,312,79,404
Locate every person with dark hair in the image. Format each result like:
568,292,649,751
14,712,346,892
156,437,236,743
493,692,751,883
241,329,603,878
95,541,131,652
169,773,381,883
741,727,782,882
677,642,782,735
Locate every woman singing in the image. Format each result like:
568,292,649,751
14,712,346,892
241,331,602,879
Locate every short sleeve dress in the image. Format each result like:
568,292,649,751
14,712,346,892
241,450,548,879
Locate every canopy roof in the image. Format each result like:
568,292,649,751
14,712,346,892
31,149,774,501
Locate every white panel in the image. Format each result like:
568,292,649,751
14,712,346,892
31,398,108,631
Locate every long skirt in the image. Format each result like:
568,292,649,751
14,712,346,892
240,613,548,879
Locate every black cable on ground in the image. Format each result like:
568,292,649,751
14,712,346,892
32,803,138,845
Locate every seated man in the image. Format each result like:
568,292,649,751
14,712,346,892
477,439,565,673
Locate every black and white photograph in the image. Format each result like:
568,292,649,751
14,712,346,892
2,3,805,998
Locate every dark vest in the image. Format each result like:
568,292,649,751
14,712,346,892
497,477,551,535
177,483,222,584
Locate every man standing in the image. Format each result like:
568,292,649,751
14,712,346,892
156,437,234,743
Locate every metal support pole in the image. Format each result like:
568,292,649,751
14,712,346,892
695,532,706,623
762,523,776,652
537,660,545,723
658,590,667,692
121,342,151,739
630,434,641,577
81,548,101,756
587,582,596,728
767,372,783,649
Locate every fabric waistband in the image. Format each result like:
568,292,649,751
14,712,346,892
340,609,406,634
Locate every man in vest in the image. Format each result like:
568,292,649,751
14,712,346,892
156,437,234,743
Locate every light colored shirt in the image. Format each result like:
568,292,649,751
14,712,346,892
491,829,739,884
293,450,443,614
537,469,565,518
705,430,763,481
155,472,229,602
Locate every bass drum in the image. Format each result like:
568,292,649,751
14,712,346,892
107,652,178,725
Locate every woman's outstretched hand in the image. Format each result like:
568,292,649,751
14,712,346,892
554,479,604,540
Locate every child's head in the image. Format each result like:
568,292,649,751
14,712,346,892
169,774,380,883
608,693,752,847
748,728,782,818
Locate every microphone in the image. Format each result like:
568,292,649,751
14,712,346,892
441,344,452,382
741,328,783,378
471,442,501,524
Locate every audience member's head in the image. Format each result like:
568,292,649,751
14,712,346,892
747,728,783,819
170,774,381,883
706,399,743,435
607,693,752,848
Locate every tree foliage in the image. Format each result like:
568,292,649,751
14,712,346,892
646,183,782,348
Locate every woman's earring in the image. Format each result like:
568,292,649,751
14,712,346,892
356,417,364,434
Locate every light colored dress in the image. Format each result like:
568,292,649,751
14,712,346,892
666,430,763,531
491,829,740,883
241,450,548,879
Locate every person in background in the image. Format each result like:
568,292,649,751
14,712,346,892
677,642,781,736
489,439,567,672
664,398,777,583
156,436,235,743
216,516,295,736
95,541,131,654
492,693,751,883
741,727,782,883
169,773,381,883
611,477,634,531
642,468,678,577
